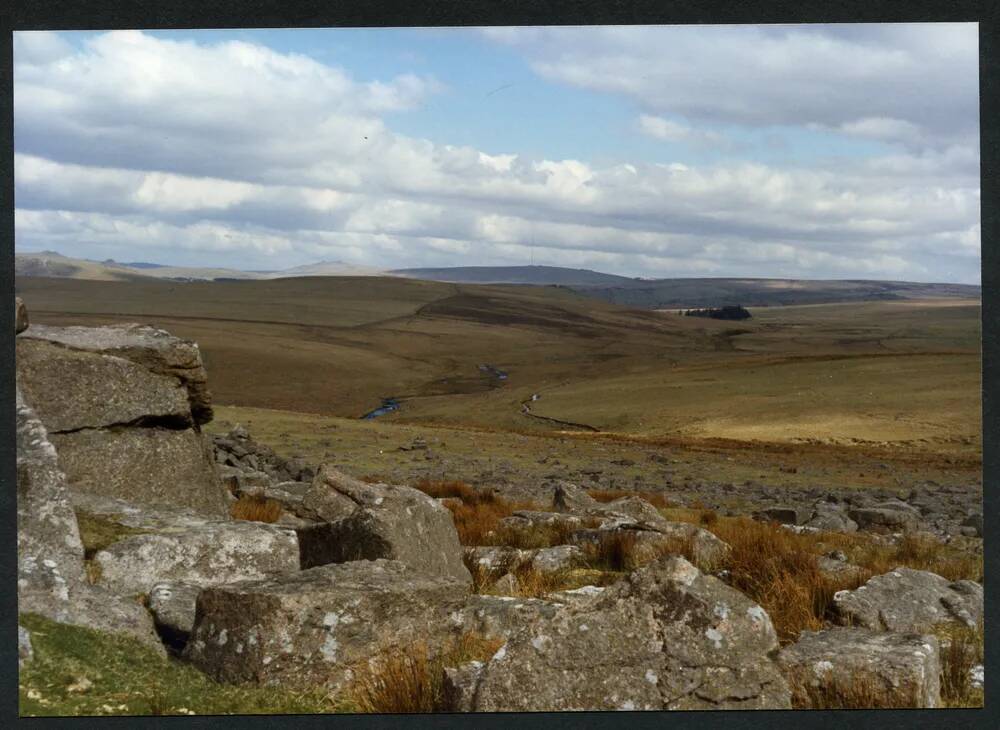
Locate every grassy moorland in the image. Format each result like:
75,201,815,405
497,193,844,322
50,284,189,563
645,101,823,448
17,275,981,494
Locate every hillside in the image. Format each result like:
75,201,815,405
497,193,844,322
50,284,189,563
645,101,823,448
390,265,634,286
17,275,981,472
573,277,982,309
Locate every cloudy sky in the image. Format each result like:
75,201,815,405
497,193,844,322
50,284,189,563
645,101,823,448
13,24,980,282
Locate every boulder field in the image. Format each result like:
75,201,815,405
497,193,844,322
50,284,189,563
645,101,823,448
14,297,983,711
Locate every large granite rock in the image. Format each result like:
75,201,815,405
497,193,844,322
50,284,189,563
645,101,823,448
296,467,471,585
832,568,983,632
50,427,228,517
16,391,163,653
452,556,791,711
20,323,213,422
17,324,228,517
185,560,470,691
16,338,193,432
92,519,300,597
777,628,941,708
804,501,858,533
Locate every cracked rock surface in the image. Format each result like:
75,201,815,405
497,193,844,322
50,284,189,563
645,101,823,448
452,555,791,711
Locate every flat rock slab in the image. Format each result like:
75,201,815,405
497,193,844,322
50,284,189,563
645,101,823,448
16,338,193,432
833,568,983,632
778,628,941,708
848,505,920,532
21,323,213,423
456,556,790,711
51,426,228,517
755,505,813,526
93,519,300,596
184,560,470,692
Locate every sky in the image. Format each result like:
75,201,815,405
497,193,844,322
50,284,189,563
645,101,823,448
12,24,981,282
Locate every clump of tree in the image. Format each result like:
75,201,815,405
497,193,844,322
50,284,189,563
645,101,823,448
682,305,752,320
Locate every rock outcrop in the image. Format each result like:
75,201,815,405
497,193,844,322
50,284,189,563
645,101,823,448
15,296,28,334
777,628,941,708
832,568,983,632
450,556,791,711
16,389,164,652
185,560,470,691
295,467,471,585
17,323,227,516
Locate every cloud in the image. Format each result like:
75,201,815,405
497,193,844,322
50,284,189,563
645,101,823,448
483,24,979,151
12,29,981,283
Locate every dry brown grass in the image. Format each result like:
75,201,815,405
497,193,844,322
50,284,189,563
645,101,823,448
792,674,920,709
705,517,868,643
348,632,504,713
588,488,674,509
937,622,985,708
230,494,283,523
578,531,697,573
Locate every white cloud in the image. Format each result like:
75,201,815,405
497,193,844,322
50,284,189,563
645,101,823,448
12,29,981,283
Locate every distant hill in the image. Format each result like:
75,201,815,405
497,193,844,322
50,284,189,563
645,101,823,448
16,253,979,308
571,277,982,309
390,265,635,287
15,252,383,282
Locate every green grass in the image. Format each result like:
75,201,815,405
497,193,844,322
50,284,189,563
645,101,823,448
18,613,347,717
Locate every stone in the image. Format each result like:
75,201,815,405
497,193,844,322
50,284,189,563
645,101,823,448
526,545,585,574
454,594,563,640
16,387,86,595
295,467,470,584
15,296,28,334
546,584,607,608
570,521,730,570
848,505,920,532
458,556,791,711
148,582,203,643
18,626,33,668
297,466,365,522
185,560,470,691
92,520,300,597
832,568,983,632
16,338,194,432
805,502,858,532
464,546,529,574
552,482,600,513
488,573,519,594
49,427,228,517
755,505,812,526
442,662,485,712
816,556,865,582
961,513,983,538
777,628,941,708
498,510,588,533
21,323,213,423
16,391,164,653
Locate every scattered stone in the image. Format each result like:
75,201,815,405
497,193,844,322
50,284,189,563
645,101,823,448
526,545,585,574
755,505,812,525
848,504,920,532
463,546,528,574
961,513,983,538
777,628,941,708
832,568,983,632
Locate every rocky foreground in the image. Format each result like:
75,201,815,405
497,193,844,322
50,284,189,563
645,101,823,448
15,297,984,712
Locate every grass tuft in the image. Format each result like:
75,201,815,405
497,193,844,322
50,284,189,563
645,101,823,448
792,674,919,709
230,494,283,523
937,622,984,708
348,632,503,713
